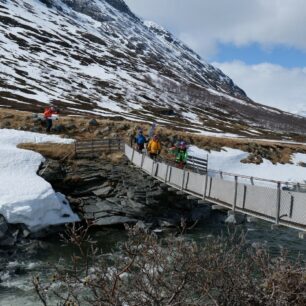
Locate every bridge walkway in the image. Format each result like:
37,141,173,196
124,144,306,233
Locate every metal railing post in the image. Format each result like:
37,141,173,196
275,182,281,224
165,164,169,183
168,166,172,183
181,169,186,190
165,165,169,183
233,176,238,212
151,161,155,176
203,172,208,200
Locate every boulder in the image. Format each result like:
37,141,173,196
88,119,99,126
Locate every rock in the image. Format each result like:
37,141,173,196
93,186,113,197
0,235,16,247
52,124,66,133
79,127,88,133
225,211,246,225
0,216,8,239
22,228,31,238
190,206,211,222
66,123,77,130
39,160,64,183
30,127,41,132
94,126,110,136
135,220,147,230
23,240,49,255
126,199,145,210
88,119,99,126
94,216,138,226
159,219,177,228
109,132,118,138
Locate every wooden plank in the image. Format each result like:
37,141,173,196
186,160,207,166
187,156,208,163
76,142,112,147
77,139,122,145
76,144,121,149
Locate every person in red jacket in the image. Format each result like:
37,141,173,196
44,106,57,132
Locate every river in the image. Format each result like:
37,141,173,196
0,215,305,306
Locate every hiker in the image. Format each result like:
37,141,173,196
134,129,147,152
147,135,161,160
44,106,57,132
169,141,188,168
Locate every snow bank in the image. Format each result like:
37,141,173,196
188,146,306,185
0,129,79,232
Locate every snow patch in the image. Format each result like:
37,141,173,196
188,146,306,185
0,129,79,231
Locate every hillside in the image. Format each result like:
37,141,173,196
1,0,306,137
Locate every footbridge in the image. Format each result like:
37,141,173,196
124,144,306,233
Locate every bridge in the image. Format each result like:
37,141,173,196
124,144,306,234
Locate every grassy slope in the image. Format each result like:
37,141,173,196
1,107,306,164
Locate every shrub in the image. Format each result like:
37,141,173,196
33,223,306,305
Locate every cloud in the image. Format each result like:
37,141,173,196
125,0,306,115
212,61,306,115
125,0,306,58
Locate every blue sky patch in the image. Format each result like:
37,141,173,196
210,43,306,68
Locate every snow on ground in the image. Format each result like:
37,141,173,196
188,146,306,185
0,129,79,232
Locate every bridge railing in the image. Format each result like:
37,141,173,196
125,144,306,232
75,139,123,157
186,155,208,174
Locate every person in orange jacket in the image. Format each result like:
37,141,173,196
147,135,161,160
44,106,57,132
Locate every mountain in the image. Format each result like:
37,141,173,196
1,0,306,136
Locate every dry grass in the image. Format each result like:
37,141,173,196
2,107,306,164
99,151,125,163
18,143,74,160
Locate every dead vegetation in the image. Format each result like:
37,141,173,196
17,143,74,160
33,223,306,306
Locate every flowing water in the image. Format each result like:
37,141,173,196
1,216,306,306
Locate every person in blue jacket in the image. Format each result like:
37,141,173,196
134,129,147,152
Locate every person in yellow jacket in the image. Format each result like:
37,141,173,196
147,135,161,160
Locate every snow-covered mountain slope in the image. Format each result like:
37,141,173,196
1,0,306,136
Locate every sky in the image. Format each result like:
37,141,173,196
125,0,306,115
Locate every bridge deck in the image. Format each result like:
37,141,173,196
125,144,306,232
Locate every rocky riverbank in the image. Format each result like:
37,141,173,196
39,154,214,231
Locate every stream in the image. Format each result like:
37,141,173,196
0,214,305,306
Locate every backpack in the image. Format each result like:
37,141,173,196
136,134,146,145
